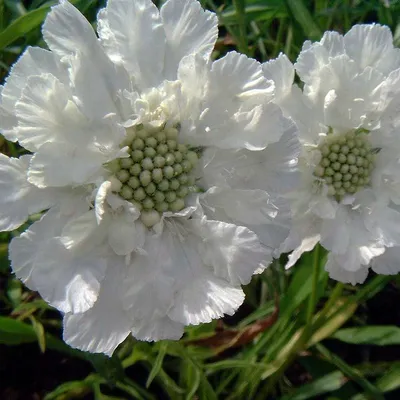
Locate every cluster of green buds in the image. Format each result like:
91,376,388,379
109,125,200,227
313,131,375,200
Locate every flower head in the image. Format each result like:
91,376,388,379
0,0,299,354
263,24,400,284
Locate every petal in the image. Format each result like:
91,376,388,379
344,24,400,75
365,205,400,248
43,0,125,118
168,270,245,325
0,154,60,231
43,0,102,59
201,188,291,254
190,216,267,285
63,262,131,355
262,53,294,101
131,315,184,342
280,216,322,268
15,73,72,151
9,208,66,288
31,239,106,314
286,235,320,269
295,31,344,89
371,247,400,275
97,0,165,89
181,52,283,150
61,209,107,252
325,254,369,285
320,214,351,255
0,47,67,141
161,0,218,80
108,214,146,256
121,233,177,321
10,207,106,313
201,128,300,194
28,141,106,188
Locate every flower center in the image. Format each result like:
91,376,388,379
313,131,375,200
109,125,200,227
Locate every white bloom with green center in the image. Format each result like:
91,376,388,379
0,0,299,355
262,24,400,285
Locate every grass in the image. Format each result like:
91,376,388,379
1,0,400,399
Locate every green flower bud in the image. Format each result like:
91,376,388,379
140,170,152,186
144,147,157,158
130,164,142,176
128,176,140,189
120,185,133,200
120,157,133,169
116,169,130,183
132,150,144,162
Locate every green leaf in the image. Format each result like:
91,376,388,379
0,4,53,50
44,379,93,400
309,300,358,346
29,316,46,352
377,364,400,392
281,371,346,400
0,316,37,344
221,0,287,24
316,344,385,400
0,316,86,359
7,277,22,307
280,251,327,318
146,342,167,388
285,0,322,40
351,364,400,400
0,0,81,50
333,326,400,346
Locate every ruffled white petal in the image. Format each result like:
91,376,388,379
262,53,294,101
0,47,68,140
121,233,179,321
201,188,291,255
344,24,400,75
325,255,369,285
181,52,283,150
0,154,61,231
371,247,400,275
161,0,218,80
9,208,66,288
191,216,267,285
201,128,300,194
63,262,131,356
108,213,145,256
131,315,184,342
60,209,107,253
15,73,80,152
168,270,245,325
97,0,165,89
28,141,107,188
43,0,104,59
43,0,126,119
10,206,106,314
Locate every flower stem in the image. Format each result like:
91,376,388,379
265,244,322,394
306,243,321,325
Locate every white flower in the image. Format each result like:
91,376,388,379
263,24,400,284
0,0,299,354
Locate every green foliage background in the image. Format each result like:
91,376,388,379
1,1,400,399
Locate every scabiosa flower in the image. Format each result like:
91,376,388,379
262,24,400,285
0,0,299,354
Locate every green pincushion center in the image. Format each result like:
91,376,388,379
313,131,375,199
110,125,200,227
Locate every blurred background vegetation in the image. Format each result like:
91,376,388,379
1,0,400,399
